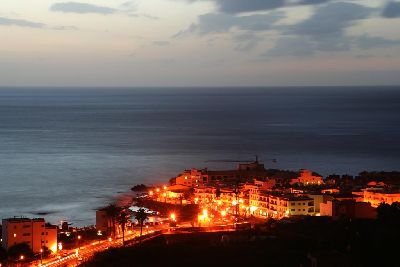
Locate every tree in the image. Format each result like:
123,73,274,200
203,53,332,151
104,204,121,238
0,246,7,262
7,243,33,261
131,184,147,192
117,210,130,246
135,208,149,242
377,202,400,225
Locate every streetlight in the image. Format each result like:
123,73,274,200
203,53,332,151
77,235,82,250
40,248,43,264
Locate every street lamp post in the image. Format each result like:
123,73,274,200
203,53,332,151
40,248,43,265
77,235,82,250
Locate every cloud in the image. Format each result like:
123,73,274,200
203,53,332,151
283,2,372,37
0,17,45,28
50,2,117,15
356,34,400,49
52,25,78,31
214,0,286,13
121,1,137,9
128,13,159,20
264,36,316,57
233,32,264,51
175,11,284,36
265,2,374,57
183,0,334,13
382,1,400,18
153,41,171,46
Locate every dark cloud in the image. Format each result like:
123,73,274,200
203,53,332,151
0,17,45,28
264,37,316,57
183,0,334,13
294,0,332,5
357,34,400,49
50,2,117,15
175,12,284,36
283,2,372,37
266,2,373,57
214,0,285,13
382,1,400,18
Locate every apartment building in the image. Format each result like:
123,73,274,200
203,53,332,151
2,217,58,253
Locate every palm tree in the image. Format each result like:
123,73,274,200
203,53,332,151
117,210,130,246
135,208,149,243
104,204,121,238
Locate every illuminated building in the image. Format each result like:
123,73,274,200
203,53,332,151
354,188,400,207
289,169,324,186
96,209,113,236
174,169,207,187
172,160,271,187
162,184,190,204
2,218,58,253
194,186,217,204
249,188,315,219
320,199,377,219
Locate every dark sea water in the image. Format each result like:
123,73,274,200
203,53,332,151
0,87,399,226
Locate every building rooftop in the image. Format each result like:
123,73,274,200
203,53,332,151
3,217,45,223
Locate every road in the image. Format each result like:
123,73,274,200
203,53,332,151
29,222,242,267
29,227,166,267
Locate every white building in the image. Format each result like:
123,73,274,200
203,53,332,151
2,217,58,253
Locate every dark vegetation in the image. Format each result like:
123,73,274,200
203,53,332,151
131,184,148,192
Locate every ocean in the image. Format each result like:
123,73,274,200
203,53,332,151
0,86,399,226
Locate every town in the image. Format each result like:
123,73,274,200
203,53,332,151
1,159,400,266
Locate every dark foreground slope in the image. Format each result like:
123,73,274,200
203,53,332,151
81,211,400,267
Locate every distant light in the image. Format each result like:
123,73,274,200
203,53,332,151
149,191,153,196
58,242,63,250
13,233,17,238
163,186,167,190
156,188,160,192
20,255,24,260
170,213,176,221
